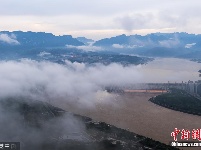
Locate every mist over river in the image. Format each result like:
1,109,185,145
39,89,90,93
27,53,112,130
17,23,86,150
137,58,201,83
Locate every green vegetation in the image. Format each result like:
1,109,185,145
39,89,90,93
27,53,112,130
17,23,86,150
149,88,201,116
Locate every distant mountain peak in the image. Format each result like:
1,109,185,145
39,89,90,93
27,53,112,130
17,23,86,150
0,31,84,49
76,37,94,45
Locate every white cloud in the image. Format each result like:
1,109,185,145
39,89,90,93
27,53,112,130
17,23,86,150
159,37,180,48
66,44,103,51
38,51,51,57
0,58,200,106
185,43,196,48
0,60,143,108
112,44,138,49
112,44,124,49
0,34,20,45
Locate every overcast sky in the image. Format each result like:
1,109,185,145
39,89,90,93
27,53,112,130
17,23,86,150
1,0,201,40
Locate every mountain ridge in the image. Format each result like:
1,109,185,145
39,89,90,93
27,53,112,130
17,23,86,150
0,31,84,49
1,31,201,58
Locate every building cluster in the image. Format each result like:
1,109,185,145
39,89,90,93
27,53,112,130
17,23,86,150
164,80,201,98
184,80,201,96
131,81,201,98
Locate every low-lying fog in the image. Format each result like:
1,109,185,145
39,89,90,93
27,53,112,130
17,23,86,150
0,57,200,149
0,58,200,106
140,58,200,83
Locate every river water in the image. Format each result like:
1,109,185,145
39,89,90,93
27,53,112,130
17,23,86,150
138,58,201,83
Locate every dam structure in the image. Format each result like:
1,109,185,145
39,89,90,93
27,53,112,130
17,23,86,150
116,80,201,97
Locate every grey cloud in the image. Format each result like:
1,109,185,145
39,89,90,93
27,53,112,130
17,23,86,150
0,0,145,16
115,11,189,33
115,13,154,31
1,0,200,17
158,11,188,28
1,0,201,39
0,0,141,16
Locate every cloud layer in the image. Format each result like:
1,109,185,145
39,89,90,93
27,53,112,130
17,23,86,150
1,0,201,39
0,34,20,45
0,58,200,106
0,60,142,107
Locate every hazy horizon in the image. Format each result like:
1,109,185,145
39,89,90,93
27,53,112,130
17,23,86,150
1,30,200,41
1,0,201,40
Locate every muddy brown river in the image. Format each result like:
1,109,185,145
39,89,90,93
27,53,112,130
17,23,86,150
53,92,201,149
